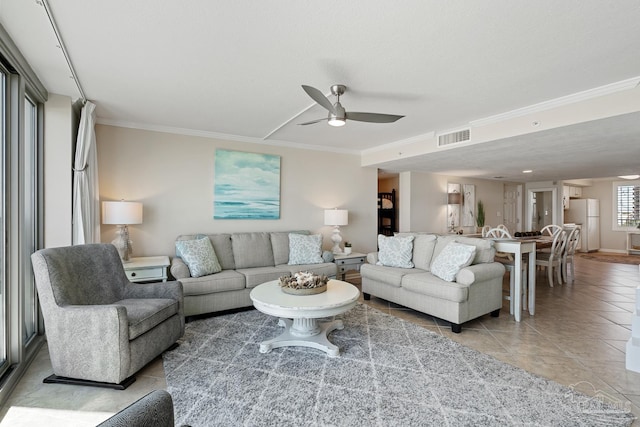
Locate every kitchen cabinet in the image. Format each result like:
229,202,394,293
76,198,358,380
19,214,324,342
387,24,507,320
562,186,583,209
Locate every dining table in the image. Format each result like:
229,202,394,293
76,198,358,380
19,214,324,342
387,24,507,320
489,237,553,322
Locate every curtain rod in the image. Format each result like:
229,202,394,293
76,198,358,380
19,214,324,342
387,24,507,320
39,0,87,104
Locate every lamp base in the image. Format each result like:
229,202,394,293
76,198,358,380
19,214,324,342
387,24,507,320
331,226,343,254
112,225,133,262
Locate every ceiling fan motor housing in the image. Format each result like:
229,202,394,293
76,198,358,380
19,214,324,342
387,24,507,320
330,84,346,97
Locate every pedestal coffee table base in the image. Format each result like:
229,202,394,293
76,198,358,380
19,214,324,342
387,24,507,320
259,317,344,357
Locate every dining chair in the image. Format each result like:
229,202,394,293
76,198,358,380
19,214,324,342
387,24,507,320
486,227,527,314
535,229,567,287
540,224,562,237
481,225,492,237
496,224,509,232
562,227,581,284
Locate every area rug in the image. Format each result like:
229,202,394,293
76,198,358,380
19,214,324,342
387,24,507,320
577,252,640,265
162,304,634,426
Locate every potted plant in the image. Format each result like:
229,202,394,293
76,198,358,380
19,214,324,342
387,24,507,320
476,200,485,233
343,241,352,255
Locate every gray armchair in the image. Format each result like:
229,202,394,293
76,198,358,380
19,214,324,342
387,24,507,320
31,243,184,389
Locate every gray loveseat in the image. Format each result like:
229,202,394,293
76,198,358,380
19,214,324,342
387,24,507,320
170,231,338,317
361,233,505,333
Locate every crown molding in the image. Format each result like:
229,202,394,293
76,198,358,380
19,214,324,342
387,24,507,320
469,76,640,128
95,118,360,155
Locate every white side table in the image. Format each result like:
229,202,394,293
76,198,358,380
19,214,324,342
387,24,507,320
123,256,170,283
333,252,366,280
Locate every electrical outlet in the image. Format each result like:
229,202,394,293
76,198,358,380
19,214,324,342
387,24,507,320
497,211,501,217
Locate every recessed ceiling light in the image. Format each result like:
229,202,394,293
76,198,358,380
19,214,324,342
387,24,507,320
522,170,533,174
618,175,640,180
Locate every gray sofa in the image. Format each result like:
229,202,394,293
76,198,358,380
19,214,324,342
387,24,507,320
361,234,506,333
170,231,338,317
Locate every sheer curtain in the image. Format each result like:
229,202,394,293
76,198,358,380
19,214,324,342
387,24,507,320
72,101,100,244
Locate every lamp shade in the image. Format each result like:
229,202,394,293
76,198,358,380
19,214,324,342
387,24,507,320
102,201,143,225
324,209,348,226
447,192,462,205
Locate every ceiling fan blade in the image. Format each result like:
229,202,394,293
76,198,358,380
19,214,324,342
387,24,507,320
297,118,326,126
346,112,404,123
301,85,336,114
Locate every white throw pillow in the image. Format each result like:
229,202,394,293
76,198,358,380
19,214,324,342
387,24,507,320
288,233,323,265
430,242,476,282
175,236,222,277
376,234,415,268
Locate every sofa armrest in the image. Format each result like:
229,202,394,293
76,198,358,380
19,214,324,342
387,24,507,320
456,262,506,286
170,257,191,279
367,252,379,264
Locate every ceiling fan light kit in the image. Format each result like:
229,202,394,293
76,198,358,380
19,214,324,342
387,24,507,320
300,84,404,127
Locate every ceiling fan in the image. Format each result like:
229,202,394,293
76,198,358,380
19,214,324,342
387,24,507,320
299,84,404,127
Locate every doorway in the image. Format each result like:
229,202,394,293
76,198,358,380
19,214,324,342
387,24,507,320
503,184,522,233
526,187,558,231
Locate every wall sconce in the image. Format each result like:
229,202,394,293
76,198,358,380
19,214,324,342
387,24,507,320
324,208,348,254
447,192,462,205
102,200,143,262
447,183,461,232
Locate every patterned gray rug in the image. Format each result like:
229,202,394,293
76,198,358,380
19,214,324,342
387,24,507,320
162,304,634,426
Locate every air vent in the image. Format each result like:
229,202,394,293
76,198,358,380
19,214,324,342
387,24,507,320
438,129,470,147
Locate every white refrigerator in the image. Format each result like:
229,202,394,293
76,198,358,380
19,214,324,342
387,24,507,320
565,199,600,252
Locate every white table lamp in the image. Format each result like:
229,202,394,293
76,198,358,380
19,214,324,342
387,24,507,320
102,201,143,262
324,209,348,254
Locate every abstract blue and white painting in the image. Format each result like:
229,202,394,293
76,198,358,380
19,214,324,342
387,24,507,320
214,149,281,219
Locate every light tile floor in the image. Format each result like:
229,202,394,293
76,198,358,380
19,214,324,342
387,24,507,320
1,256,639,425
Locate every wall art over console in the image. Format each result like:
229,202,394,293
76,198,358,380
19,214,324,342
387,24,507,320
214,149,281,219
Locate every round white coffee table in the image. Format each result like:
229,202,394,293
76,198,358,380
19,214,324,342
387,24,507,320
250,279,359,357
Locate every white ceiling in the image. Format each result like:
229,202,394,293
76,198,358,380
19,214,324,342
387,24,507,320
1,0,640,182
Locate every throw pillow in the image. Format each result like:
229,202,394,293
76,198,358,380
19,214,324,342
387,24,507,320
376,234,415,268
175,236,222,278
430,242,476,282
288,233,324,265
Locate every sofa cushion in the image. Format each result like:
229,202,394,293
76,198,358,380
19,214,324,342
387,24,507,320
454,236,496,264
209,234,235,270
433,235,495,266
395,233,437,270
237,266,291,288
180,270,246,296
377,234,415,268
401,273,469,303
281,262,337,278
116,298,179,340
288,233,323,265
232,233,275,269
270,231,309,265
175,236,222,277
430,242,476,282
360,263,425,287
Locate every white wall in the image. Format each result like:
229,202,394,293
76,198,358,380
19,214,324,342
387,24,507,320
96,125,379,257
397,171,507,234
582,179,627,252
44,94,73,248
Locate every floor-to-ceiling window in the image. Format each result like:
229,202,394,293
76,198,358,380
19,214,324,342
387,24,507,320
23,96,38,345
0,23,47,404
0,65,6,372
